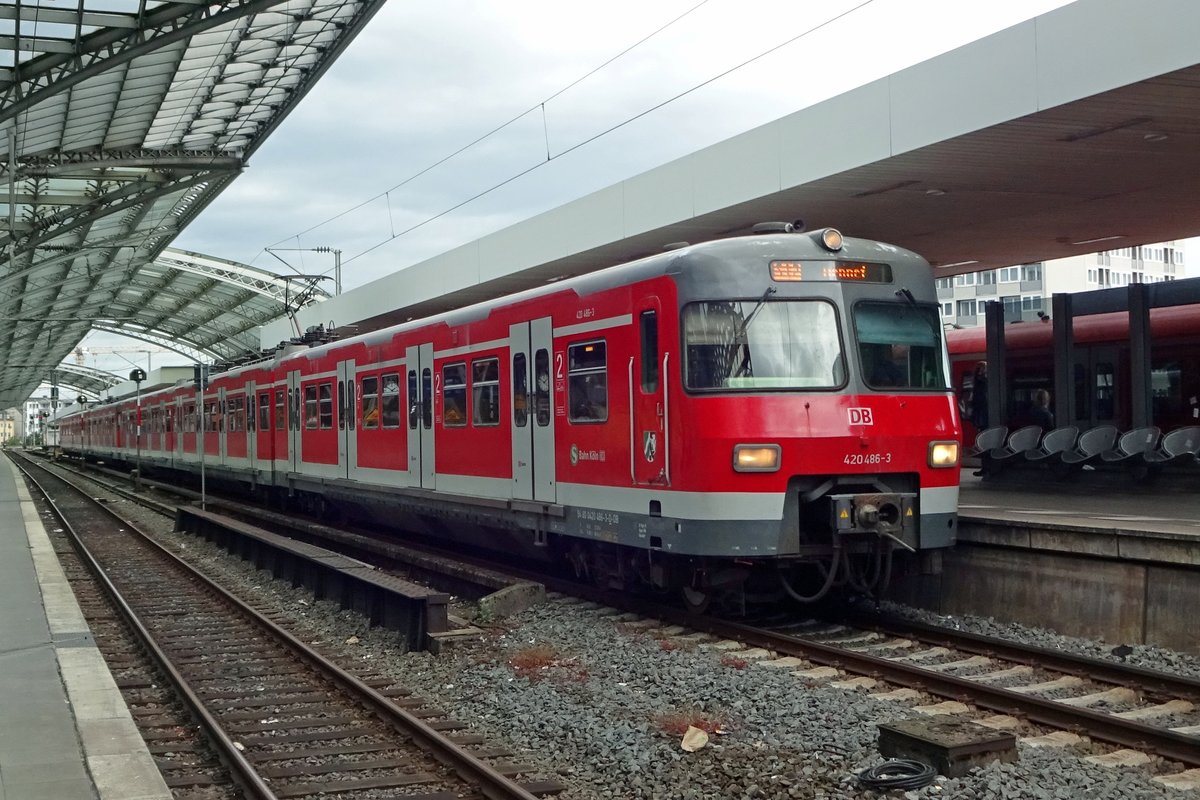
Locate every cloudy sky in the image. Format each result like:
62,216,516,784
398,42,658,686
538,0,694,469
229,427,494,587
75,0,1088,379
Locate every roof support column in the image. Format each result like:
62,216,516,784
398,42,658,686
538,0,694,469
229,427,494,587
1051,293,1074,429
1128,282,1152,429
984,299,1007,429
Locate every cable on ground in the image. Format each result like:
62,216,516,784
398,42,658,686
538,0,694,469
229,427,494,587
855,758,938,791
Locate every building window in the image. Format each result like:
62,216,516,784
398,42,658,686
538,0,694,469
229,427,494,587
941,302,953,317
978,270,996,285
999,266,1019,283
956,299,977,317
936,277,952,289
1020,263,1042,282
1021,295,1043,311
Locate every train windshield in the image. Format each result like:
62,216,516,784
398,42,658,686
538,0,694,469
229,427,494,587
683,300,844,391
854,302,948,390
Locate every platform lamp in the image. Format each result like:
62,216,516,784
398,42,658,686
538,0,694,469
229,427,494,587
129,368,147,490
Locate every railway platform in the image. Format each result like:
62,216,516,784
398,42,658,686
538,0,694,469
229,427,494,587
897,467,1200,656
0,456,169,800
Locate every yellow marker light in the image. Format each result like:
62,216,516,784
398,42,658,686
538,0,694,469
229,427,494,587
928,441,959,468
820,228,844,252
733,444,781,472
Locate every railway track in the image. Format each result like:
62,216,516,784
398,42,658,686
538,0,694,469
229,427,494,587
39,452,1200,773
10,451,561,800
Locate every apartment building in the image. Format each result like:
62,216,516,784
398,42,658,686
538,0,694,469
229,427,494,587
938,241,1187,326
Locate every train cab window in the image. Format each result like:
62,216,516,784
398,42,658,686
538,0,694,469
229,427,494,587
534,349,551,426
381,373,401,428
442,363,467,427
640,310,659,392
854,302,947,391
684,300,843,391
304,385,319,429
319,383,333,429
513,353,529,427
568,341,608,423
275,389,285,431
408,371,419,429
258,393,270,431
361,376,380,429
472,358,500,426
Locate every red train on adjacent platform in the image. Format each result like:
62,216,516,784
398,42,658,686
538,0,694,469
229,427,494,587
57,226,961,607
947,306,1200,440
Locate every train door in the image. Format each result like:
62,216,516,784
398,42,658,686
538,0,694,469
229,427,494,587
509,318,556,502
510,323,534,499
1086,345,1120,428
273,384,288,472
338,360,357,479
245,381,257,469
217,386,228,465
531,318,556,502
632,301,667,486
287,370,301,473
405,343,435,488
254,386,273,474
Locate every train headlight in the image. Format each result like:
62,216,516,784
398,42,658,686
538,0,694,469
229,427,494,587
733,444,781,472
928,441,959,468
819,228,843,252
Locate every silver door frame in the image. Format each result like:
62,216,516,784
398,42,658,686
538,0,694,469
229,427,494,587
509,322,534,500
531,317,555,503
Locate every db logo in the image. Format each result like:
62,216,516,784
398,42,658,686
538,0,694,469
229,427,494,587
848,407,874,425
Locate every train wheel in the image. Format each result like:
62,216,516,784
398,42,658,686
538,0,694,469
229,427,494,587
681,586,711,614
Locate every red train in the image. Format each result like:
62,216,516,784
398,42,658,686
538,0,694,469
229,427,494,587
947,305,1200,440
58,226,961,607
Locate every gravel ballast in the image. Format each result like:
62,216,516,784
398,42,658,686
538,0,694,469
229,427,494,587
43,478,1200,799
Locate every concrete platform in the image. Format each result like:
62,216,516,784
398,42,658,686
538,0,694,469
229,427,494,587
895,466,1200,654
0,454,170,800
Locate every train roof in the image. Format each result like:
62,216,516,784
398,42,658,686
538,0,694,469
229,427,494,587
945,304,1200,355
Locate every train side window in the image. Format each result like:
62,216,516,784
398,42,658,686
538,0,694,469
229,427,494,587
568,340,608,423
472,357,500,426
319,382,333,429
304,385,319,429
421,368,433,429
275,389,285,430
534,349,551,427
408,371,419,429
513,353,529,427
640,310,658,392
443,363,467,427
229,397,244,433
361,376,380,429
258,393,270,431
1095,363,1115,420
381,373,401,428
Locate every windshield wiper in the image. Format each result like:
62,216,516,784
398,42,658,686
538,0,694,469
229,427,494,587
738,286,777,338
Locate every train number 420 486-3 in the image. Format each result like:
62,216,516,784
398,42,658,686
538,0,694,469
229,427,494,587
843,452,892,465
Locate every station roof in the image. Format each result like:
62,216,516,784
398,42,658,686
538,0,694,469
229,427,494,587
0,0,376,407
264,0,1200,346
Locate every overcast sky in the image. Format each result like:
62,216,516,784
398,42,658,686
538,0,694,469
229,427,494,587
73,0,1103,380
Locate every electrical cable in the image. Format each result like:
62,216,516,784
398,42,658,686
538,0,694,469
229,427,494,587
855,758,937,791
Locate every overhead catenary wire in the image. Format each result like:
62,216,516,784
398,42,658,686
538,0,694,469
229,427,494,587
332,0,877,270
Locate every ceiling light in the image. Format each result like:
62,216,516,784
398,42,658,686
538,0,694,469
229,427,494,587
1143,132,1169,142
925,188,946,196
937,260,979,269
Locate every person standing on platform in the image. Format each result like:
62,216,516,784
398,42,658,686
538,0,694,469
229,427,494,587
970,361,989,429
1030,388,1055,431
